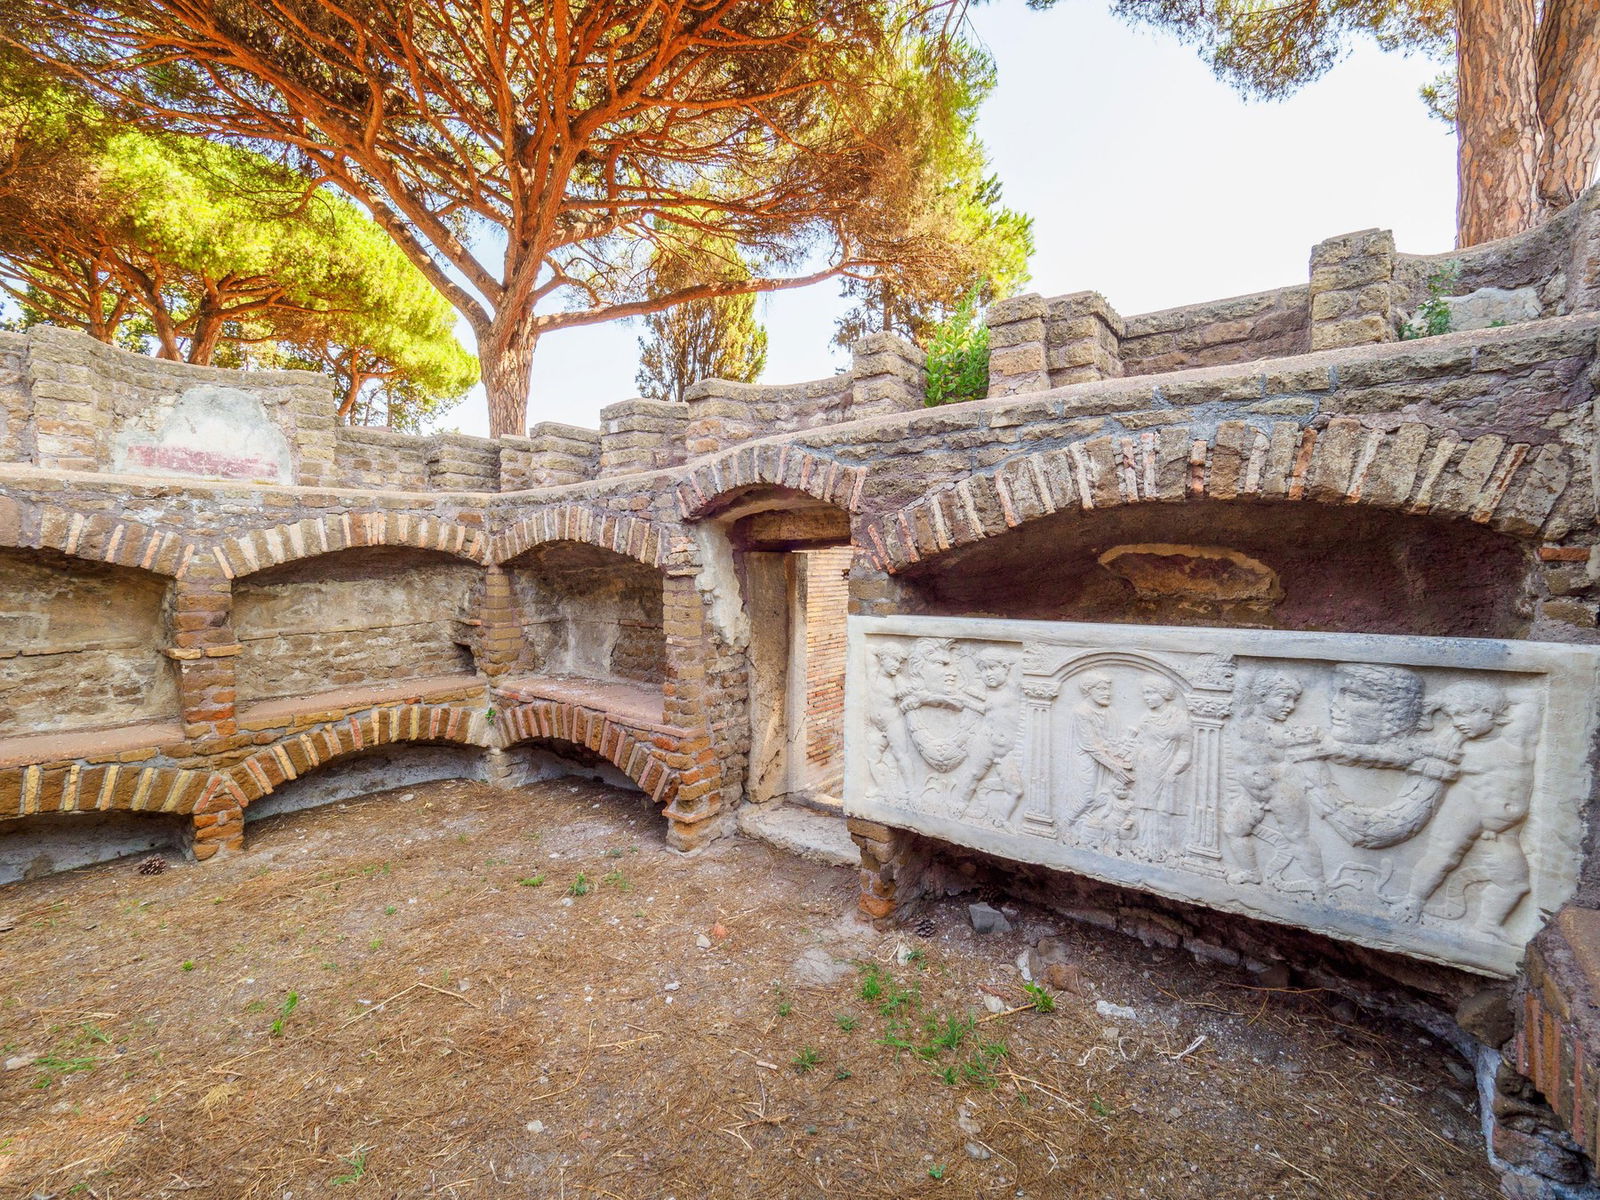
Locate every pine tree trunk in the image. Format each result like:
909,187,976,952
148,306,181,361
187,311,223,366
1457,0,1542,246
481,318,538,438
1536,0,1600,212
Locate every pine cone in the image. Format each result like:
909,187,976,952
137,855,168,876
914,917,936,939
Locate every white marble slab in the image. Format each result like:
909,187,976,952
844,616,1600,976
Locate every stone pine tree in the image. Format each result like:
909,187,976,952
1031,0,1600,246
0,79,476,426
635,231,767,406
5,2,994,437
833,34,1034,349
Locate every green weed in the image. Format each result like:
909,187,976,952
331,1145,369,1185
1400,263,1459,340
791,1046,822,1073
269,991,299,1037
32,1055,96,1089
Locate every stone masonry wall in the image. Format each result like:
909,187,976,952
1120,285,1311,375
7,187,1600,1195
0,547,178,735
507,543,666,684
16,324,337,483
231,547,479,705
0,331,30,462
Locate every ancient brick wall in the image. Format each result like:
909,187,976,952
800,547,852,791
1119,285,1311,375
231,547,478,705
0,547,178,734
5,192,1600,1194
506,542,666,685
333,427,432,490
0,331,30,462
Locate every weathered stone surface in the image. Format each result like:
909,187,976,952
846,615,1600,977
1436,286,1543,333
113,384,295,484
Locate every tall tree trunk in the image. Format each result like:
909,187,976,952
338,375,361,423
1536,0,1600,213
187,308,223,365
147,305,181,361
481,317,538,438
1457,0,1542,246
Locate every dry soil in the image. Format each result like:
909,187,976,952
0,777,1498,1199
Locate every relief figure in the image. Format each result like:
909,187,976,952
1222,671,1321,885
1301,664,1463,850
950,647,1024,824
1064,672,1135,840
899,638,988,802
864,644,916,802
1129,678,1193,856
1396,682,1532,932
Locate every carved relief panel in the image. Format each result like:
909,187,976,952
844,617,1600,976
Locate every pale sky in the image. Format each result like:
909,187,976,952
445,3,1458,438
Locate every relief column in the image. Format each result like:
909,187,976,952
1020,677,1061,837
1182,691,1233,874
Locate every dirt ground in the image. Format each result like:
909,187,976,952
1,777,1498,1199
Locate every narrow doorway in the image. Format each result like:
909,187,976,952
743,533,854,811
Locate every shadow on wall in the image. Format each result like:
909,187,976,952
0,812,187,885
894,500,1534,638
500,742,643,793
0,547,179,735
243,743,491,824
506,542,665,683
232,546,479,706
243,740,645,827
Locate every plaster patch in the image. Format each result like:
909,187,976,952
113,384,294,484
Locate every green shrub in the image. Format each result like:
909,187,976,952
924,290,989,406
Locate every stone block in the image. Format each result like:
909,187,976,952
845,614,1600,977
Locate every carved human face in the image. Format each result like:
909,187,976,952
1261,685,1299,723
1444,700,1499,739
978,657,1010,688
1086,679,1113,707
1141,685,1166,710
1330,679,1388,743
877,650,906,676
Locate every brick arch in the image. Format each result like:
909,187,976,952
675,442,866,520
0,498,185,576
0,761,208,821
858,418,1578,573
492,504,673,568
198,511,489,580
495,700,680,806
206,703,493,810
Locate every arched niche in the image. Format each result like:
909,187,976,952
891,499,1534,638
0,546,179,736
242,741,489,824
503,541,666,686
699,486,856,807
232,545,479,707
